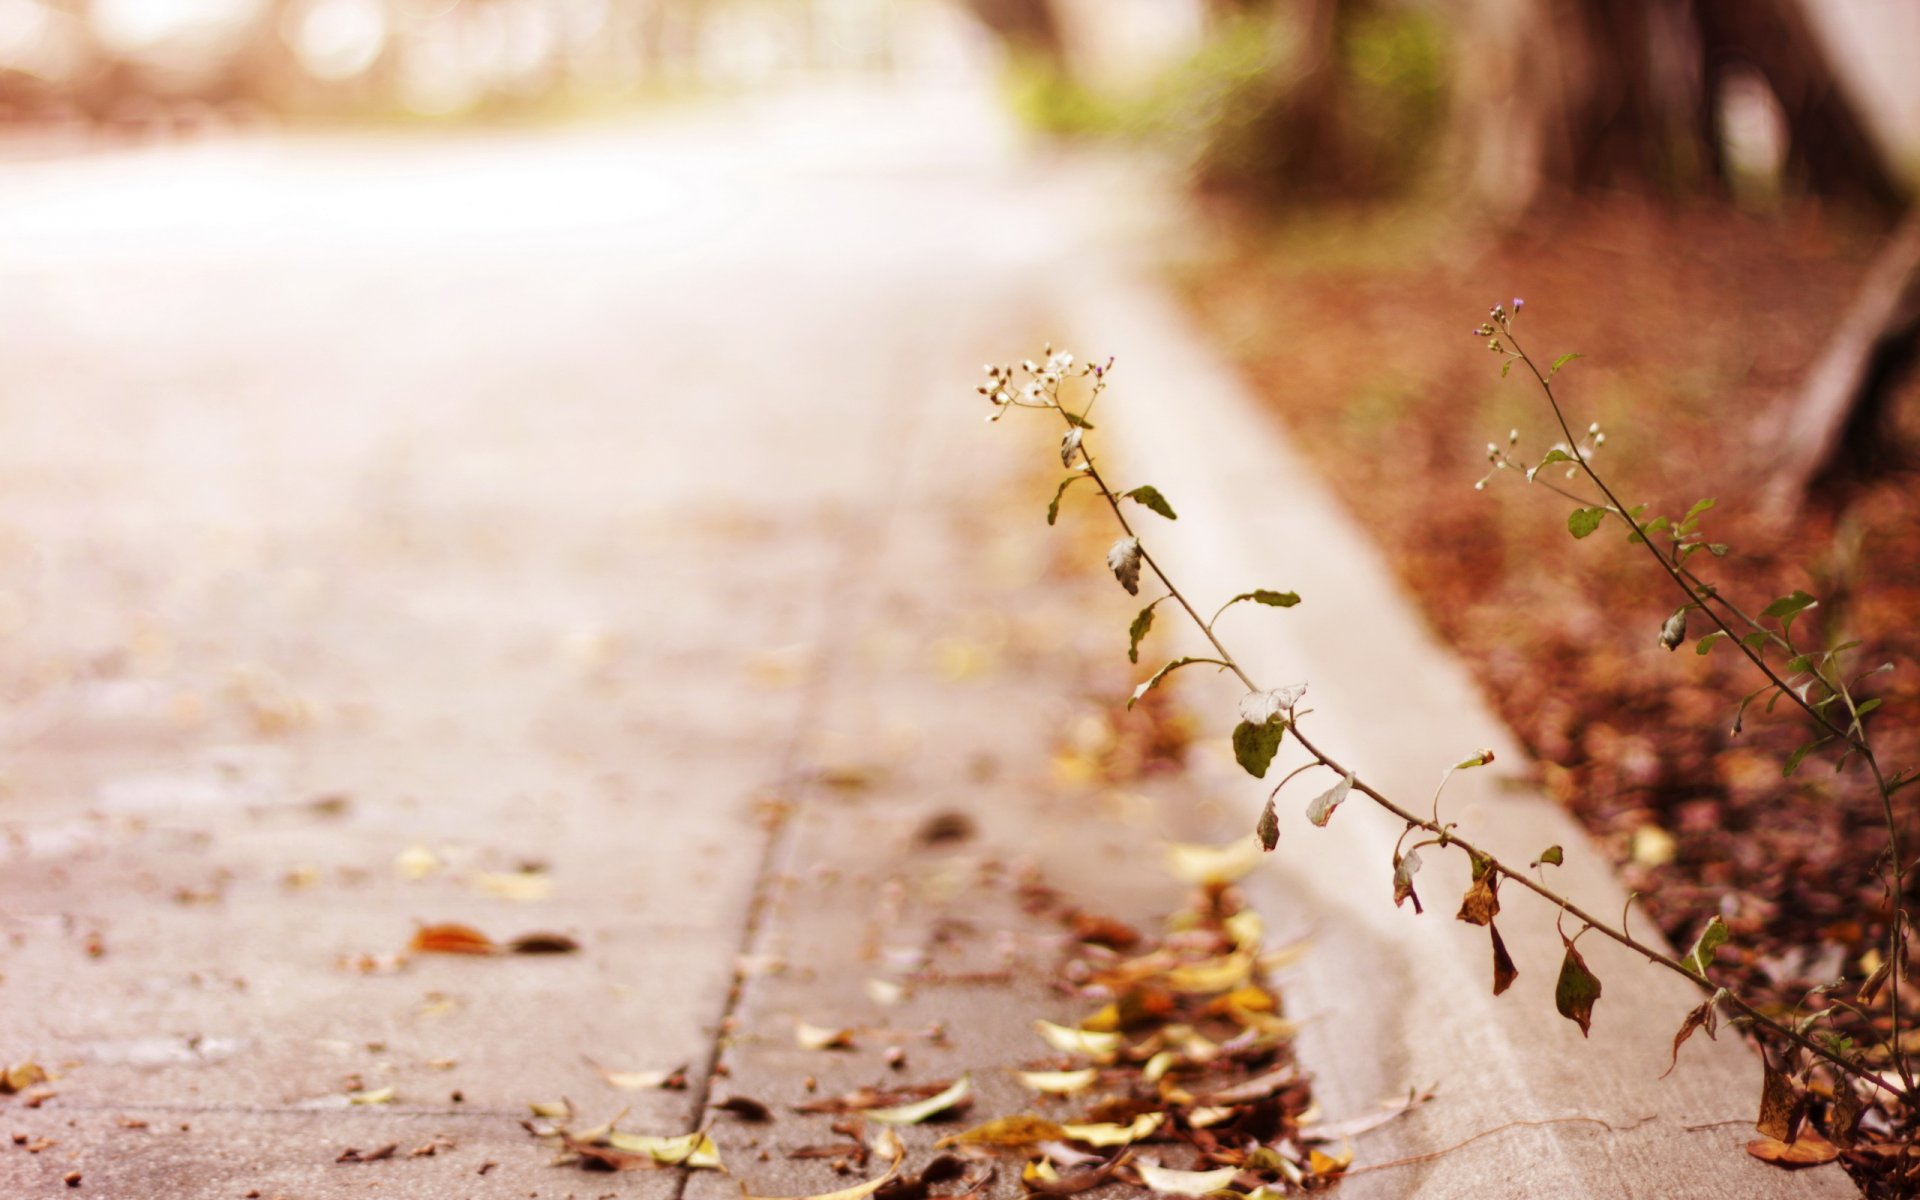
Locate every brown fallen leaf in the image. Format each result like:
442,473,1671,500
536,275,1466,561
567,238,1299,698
1,1061,49,1093
1747,1129,1840,1168
410,923,498,956
713,1095,773,1122
507,932,579,955
1068,912,1141,950
937,1114,1066,1148
1757,1061,1797,1142
337,1144,399,1163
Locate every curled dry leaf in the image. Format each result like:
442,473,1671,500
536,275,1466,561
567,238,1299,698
589,1060,687,1091
1016,1069,1098,1096
474,871,552,902
865,1075,970,1125
1747,1129,1840,1168
1391,848,1423,913
1164,836,1263,887
337,1144,398,1164
1490,924,1518,997
796,1021,856,1051
1107,538,1143,596
410,923,498,956
713,1096,773,1122
937,1114,1066,1149
745,1132,905,1200
0,1062,50,1094
1304,775,1352,828
507,931,579,954
1757,1061,1796,1142
1455,860,1499,927
1662,992,1723,1078
604,1130,722,1169
348,1086,395,1105
1133,1161,1239,1195
1033,1021,1123,1061
1060,1112,1164,1147
1256,798,1279,852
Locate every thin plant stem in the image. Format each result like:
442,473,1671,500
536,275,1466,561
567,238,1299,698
1013,365,1909,1105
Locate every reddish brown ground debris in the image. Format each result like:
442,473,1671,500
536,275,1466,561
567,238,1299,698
1183,195,1920,1194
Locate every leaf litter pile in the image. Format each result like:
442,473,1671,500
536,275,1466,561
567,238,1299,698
1184,200,1920,1192
524,837,1426,1194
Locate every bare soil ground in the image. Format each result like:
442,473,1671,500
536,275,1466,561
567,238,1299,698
1181,195,1920,1189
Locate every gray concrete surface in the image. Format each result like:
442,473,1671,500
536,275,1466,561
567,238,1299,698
0,73,1853,1200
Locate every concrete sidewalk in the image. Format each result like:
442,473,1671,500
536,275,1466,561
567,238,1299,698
0,85,1850,1199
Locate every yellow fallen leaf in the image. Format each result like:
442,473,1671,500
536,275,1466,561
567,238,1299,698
865,978,905,1006
1015,1068,1098,1096
395,846,440,881
1,1062,49,1093
1166,952,1254,994
591,1061,684,1091
1135,1161,1240,1194
1224,909,1264,950
475,871,552,902
866,1076,970,1125
1062,1112,1164,1146
937,1114,1066,1148
606,1130,722,1170
1079,1003,1121,1033
1186,1106,1236,1128
528,1099,573,1120
1033,1020,1121,1060
1308,1146,1353,1176
1023,1159,1061,1185
795,1020,855,1051
1165,836,1263,886
349,1086,395,1105
1141,1051,1178,1084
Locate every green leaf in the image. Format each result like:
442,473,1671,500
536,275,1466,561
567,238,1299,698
1129,657,1207,710
1532,845,1564,868
1061,410,1095,430
1707,543,1729,557
1232,718,1287,780
1855,697,1883,720
1681,915,1728,978
1107,537,1142,595
1127,599,1164,665
1783,737,1827,777
1761,590,1818,637
1731,687,1766,735
1684,497,1716,523
1550,351,1584,375
1695,631,1727,657
1526,448,1574,482
1567,507,1607,539
1554,937,1602,1037
1047,474,1087,526
1500,359,1513,379
1305,774,1353,827
1221,589,1301,617
1122,485,1177,521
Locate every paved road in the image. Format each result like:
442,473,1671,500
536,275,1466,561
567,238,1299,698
0,80,1127,1196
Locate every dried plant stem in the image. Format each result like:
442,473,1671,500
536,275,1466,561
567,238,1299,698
1040,392,1905,1105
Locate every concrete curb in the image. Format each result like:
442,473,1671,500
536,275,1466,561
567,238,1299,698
1061,272,1857,1198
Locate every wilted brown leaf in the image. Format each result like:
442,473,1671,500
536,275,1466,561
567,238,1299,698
1757,1062,1796,1142
1455,860,1499,927
0,1061,49,1094
796,1021,856,1051
1662,995,1720,1078
336,1144,398,1163
714,1095,773,1123
1069,912,1141,950
1830,1082,1862,1150
1490,923,1517,996
507,932,579,954
410,923,498,956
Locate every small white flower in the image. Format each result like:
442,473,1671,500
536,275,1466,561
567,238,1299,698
1045,351,1074,375
1021,381,1045,403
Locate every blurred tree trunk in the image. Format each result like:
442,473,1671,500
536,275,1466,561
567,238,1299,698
956,0,1065,64
1453,0,1906,217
